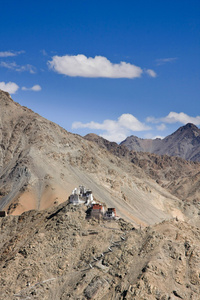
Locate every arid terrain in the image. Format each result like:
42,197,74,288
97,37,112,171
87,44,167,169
0,89,189,226
85,133,200,226
1,202,200,300
1,89,200,299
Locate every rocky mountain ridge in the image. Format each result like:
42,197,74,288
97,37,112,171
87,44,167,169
120,123,200,161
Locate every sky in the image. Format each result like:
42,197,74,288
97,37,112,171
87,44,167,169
0,0,200,142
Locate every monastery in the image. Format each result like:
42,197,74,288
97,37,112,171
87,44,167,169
68,185,118,220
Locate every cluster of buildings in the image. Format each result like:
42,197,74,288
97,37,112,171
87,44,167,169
68,185,117,220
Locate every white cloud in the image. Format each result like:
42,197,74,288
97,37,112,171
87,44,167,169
0,50,25,57
145,69,157,77
156,57,177,66
17,64,36,74
147,112,200,126
0,61,36,73
0,61,17,69
72,113,151,143
22,85,42,92
118,114,151,131
153,135,164,139
0,81,19,94
0,51,16,57
156,123,166,131
48,54,144,78
41,49,48,56
143,133,164,139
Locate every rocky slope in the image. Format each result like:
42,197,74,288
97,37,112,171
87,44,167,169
0,90,185,226
1,202,200,300
85,133,200,226
121,123,200,161
1,91,200,299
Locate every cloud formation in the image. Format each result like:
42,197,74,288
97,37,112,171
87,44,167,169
41,49,48,56
48,54,156,79
73,111,200,142
156,57,177,66
22,85,42,92
0,50,25,57
147,112,200,126
0,81,19,94
0,61,36,73
145,69,157,77
143,133,164,139
156,123,166,131
72,113,151,142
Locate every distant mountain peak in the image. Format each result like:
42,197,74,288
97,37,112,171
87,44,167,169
179,123,199,131
172,123,200,139
121,123,200,161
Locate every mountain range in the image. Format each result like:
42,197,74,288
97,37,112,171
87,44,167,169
1,89,200,299
0,89,185,226
120,123,200,161
1,89,200,227
0,91,200,226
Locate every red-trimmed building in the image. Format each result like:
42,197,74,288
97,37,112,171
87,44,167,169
86,203,105,219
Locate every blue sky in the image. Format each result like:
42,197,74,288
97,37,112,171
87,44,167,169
0,0,200,142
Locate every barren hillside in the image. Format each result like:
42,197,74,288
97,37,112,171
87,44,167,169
0,202,200,300
85,133,200,226
0,90,185,226
1,91,200,299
